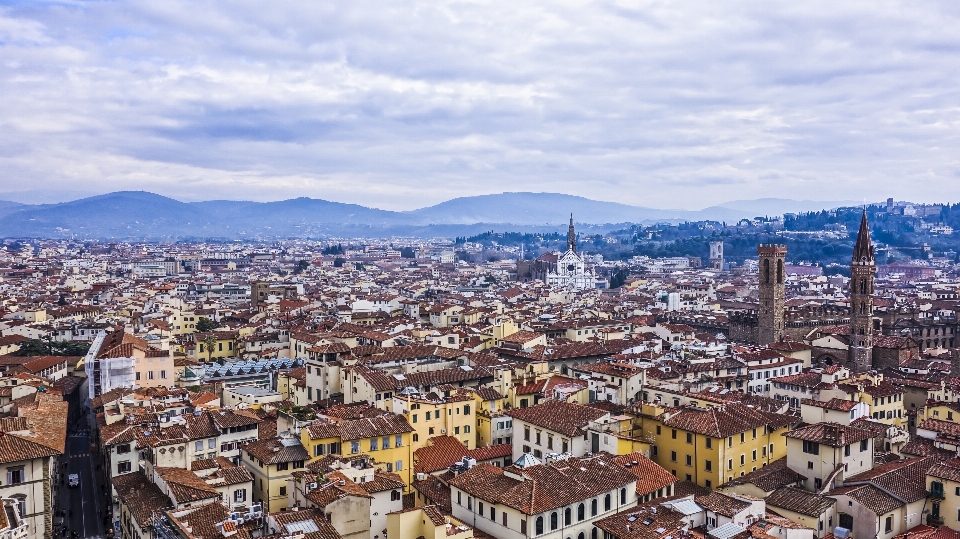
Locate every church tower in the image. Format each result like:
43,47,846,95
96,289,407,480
567,214,577,253
849,211,876,372
758,244,786,345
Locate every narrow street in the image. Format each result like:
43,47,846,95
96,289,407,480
60,427,106,539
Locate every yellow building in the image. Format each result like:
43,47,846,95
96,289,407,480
388,390,477,452
169,311,199,335
387,506,473,539
927,461,960,528
241,436,310,513
300,413,416,489
636,402,797,489
917,400,960,425
860,380,906,428
192,330,239,362
474,387,511,447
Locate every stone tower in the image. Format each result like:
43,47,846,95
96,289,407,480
849,211,876,372
709,241,724,270
567,214,577,253
758,244,787,346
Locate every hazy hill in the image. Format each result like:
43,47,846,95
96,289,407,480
0,190,862,239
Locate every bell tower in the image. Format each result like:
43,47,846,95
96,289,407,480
758,244,786,346
567,214,577,253
849,211,876,371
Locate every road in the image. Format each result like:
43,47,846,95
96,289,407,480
62,430,106,539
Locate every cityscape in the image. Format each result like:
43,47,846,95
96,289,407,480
2,3,960,539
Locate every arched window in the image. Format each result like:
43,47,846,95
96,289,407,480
621,487,627,504
551,512,559,530
777,259,784,284
536,516,544,535
763,259,771,284
592,528,599,539
564,508,572,525
591,498,598,516
860,279,867,295
579,533,586,539
604,493,611,511
578,503,585,521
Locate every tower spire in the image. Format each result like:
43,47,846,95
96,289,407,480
852,210,874,263
567,213,577,253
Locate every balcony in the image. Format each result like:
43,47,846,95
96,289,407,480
928,489,945,501
927,514,944,526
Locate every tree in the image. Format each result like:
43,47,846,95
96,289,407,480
203,334,218,363
400,247,416,258
195,317,218,333
11,338,90,357
293,260,310,274
333,257,346,268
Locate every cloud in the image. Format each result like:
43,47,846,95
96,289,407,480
0,1,959,209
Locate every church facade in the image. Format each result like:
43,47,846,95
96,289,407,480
545,215,596,290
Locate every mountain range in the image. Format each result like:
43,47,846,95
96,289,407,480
0,191,860,240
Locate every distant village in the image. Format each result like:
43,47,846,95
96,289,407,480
2,207,960,539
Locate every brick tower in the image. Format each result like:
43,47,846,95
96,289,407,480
758,244,787,346
849,211,876,371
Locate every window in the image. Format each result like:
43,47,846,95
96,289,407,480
392,490,401,501
160,370,167,379
117,461,132,473
802,440,819,455
525,427,530,441
548,435,554,450
479,502,484,515
740,454,745,465
276,462,288,471
564,508,572,525
551,511,559,530
396,435,403,447
464,405,470,415
351,441,360,454
370,438,378,451
195,441,204,452
671,451,677,462
535,517,543,535
752,449,757,461
604,493,611,511
117,443,131,454
705,438,712,449
591,499,598,516
672,429,677,439
656,426,661,435
426,411,432,420
315,445,324,457
395,460,403,471
685,455,692,466
885,516,893,533
502,513,507,527
209,439,216,449
147,371,154,380
235,489,246,502
279,486,286,496
578,503,585,521
705,460,712,472
382,436,390,449
686,432,693,444
455,426,461,435
413,414,418,423
860,440,868,451
621,487,627,504
293,460,304,469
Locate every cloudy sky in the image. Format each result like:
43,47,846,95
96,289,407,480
1,1,958,210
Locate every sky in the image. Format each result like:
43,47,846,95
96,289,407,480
0,1,958,211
